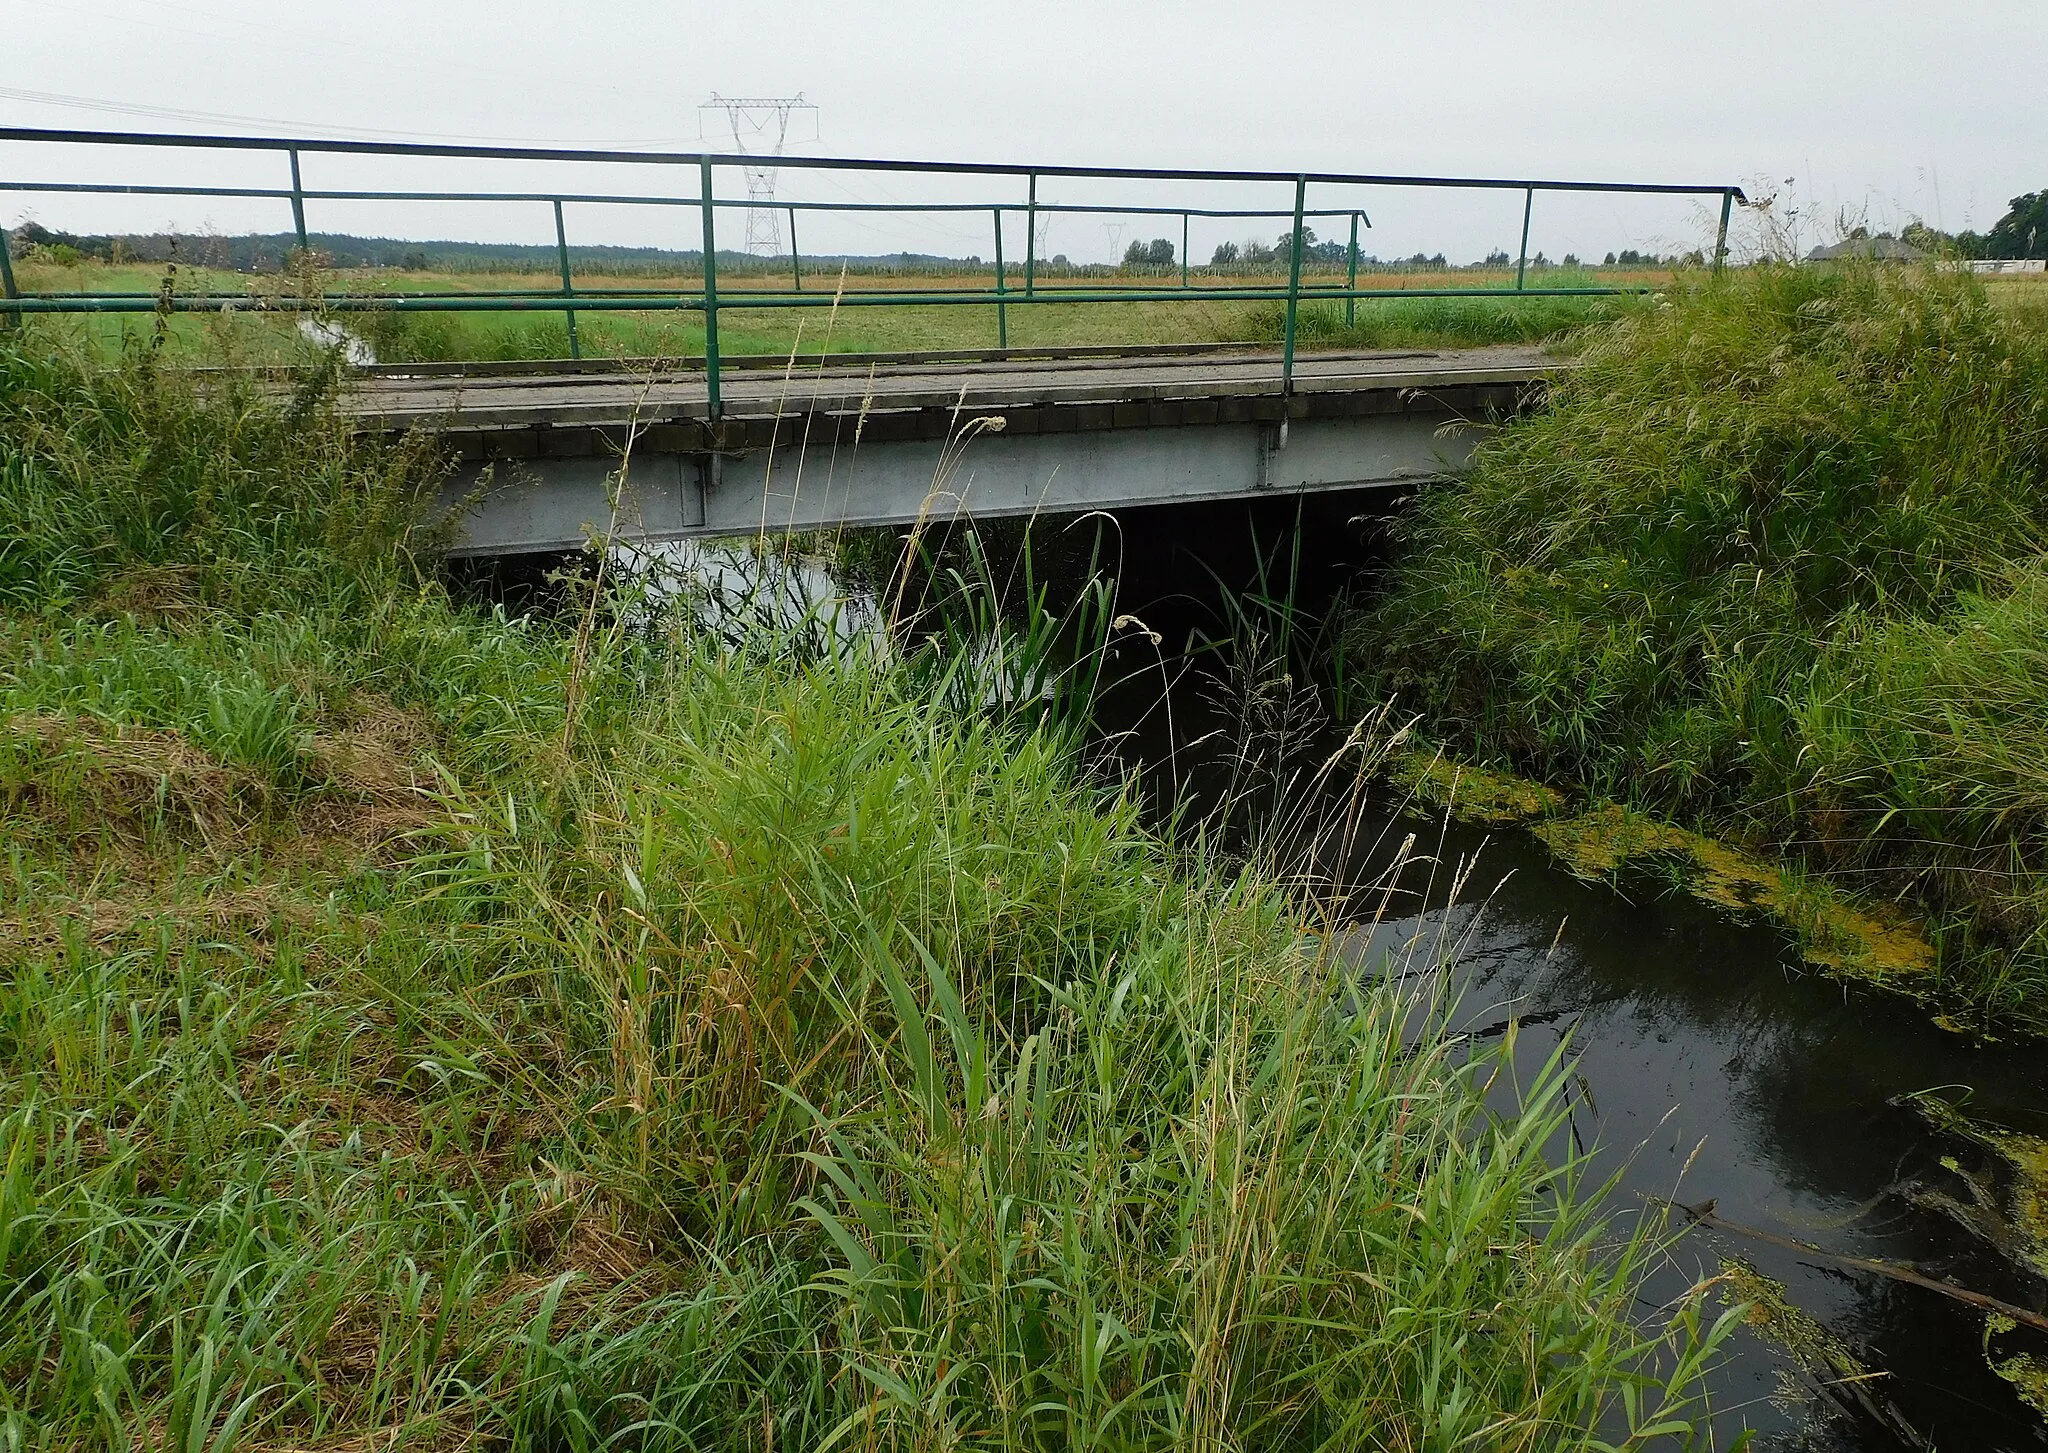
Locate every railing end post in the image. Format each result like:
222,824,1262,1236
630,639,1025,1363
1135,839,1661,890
1024,172,1038,299
287,147,309,257
1515,186,1533,292
699,155,722,420
1282,173,1307,396
552,198,580,361
0,222,19,333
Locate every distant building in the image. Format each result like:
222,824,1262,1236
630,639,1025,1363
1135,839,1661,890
1806,236,1927,261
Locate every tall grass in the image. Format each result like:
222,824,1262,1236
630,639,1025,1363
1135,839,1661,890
0,328,1734,1447
1347,260,2048,1019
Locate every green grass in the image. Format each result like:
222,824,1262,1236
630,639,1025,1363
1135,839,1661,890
1344,260,2048,1024
0,330,1736,1448
1244,270,1651,352
12,256,1638,365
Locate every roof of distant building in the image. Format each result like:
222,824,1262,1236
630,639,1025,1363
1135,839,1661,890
1806,237,1927,261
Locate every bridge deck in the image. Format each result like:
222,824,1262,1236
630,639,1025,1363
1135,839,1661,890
385,345,1562,553
347,345,1557,434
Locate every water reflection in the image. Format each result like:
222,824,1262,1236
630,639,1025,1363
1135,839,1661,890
1346,811,2048,1449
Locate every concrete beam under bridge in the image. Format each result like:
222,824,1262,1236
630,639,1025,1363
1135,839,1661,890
340,347,1554,557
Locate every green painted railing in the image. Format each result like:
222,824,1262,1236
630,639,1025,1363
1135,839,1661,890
0,126,1745,413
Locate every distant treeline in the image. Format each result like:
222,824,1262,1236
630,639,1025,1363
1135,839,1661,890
4,222,979,276
11,220,1688,278
1803,193,2048,263
1927,190,2048,260
12,189,2044,277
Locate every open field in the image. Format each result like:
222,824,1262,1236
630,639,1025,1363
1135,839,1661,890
1345,260,2048,1027
1986,269,2048,324
0,333,1731,1446
8,256,1673,363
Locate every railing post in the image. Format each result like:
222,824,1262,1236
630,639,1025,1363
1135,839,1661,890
1515,186,1533,291
1346,210,1360,327
993,207,1008,351
1282,173,1306,397
789,205,801,290
288,147,308,256
553,200,581,361
1714,189,1734,275
1024,172,1037,298
0,222,19,333
1181,212,1189,289
699,156,722,420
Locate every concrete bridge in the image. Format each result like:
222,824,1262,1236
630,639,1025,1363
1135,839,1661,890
346,344,1558,556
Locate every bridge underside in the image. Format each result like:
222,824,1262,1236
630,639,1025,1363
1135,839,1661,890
342,348,1550,556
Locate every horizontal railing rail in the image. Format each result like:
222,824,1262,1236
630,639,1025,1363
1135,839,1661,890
0,125,1746,411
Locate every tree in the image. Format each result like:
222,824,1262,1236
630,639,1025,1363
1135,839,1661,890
1210,241,1240,266
1902,222,1961,256
1484,250,1511,267
1275,225,1318,256
1986,191,2048,259
1122,237,1174,269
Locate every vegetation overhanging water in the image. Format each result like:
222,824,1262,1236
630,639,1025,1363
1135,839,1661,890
0,333,1733,1448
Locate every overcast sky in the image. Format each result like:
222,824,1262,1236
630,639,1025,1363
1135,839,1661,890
5,0,2044,265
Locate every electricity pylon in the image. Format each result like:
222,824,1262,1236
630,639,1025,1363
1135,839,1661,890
701,94,817,257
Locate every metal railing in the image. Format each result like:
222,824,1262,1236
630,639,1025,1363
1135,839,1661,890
0,126,1744,413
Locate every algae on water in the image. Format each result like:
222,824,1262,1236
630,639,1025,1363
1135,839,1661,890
1532,804,1935,986
1388,747,1937,990
1389,749,1564,825
1905,1095,2048,1284
1718,1259,1897,1438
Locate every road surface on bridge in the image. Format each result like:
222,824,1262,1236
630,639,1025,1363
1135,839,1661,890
343,345,1558,433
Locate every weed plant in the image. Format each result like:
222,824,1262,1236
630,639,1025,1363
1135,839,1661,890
1347,261,2048,1020
0,326,1733,1447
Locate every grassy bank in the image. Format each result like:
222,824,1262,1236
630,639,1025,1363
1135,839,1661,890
0,337,1728,1446
1346,261,2048,1024
12,256,1644,364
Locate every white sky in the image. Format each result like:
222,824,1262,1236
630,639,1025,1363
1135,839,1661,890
4,0,2044,266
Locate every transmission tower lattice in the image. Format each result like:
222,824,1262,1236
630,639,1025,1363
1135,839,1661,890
701,93,817,257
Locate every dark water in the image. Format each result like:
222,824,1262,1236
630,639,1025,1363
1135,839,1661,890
1101,673,2048,1446
1082,493,2048,1450
1341,811,2048,1450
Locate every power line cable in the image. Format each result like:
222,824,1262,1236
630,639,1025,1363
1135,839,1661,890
0,86,695,147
